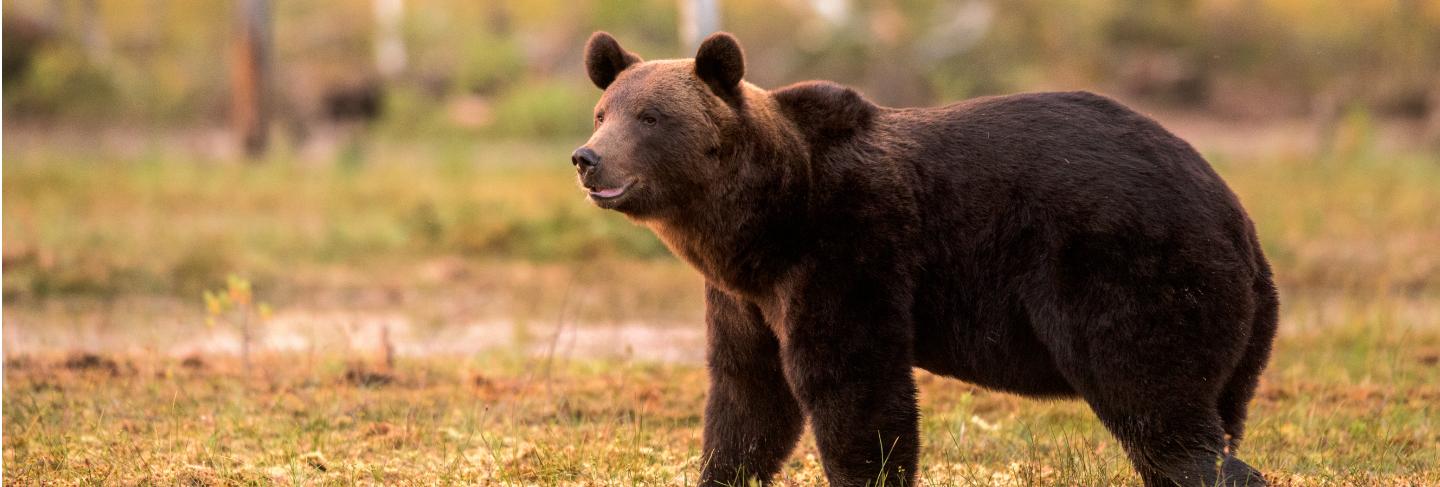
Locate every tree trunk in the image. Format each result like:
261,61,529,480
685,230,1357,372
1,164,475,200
678,0,720,53
231,0,272,159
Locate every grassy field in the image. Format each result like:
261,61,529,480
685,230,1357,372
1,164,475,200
4,134,1440,485
4,132,1438,303
3,321,1437,485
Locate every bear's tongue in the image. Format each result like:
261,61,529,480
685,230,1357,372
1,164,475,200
593,186,625,198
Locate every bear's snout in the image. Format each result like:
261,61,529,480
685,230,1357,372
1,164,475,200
572,146,637,208
571,146,601,173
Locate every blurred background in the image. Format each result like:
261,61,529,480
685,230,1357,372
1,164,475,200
4,0,1439,361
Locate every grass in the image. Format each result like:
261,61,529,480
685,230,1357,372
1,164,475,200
3,316,1437,485
1,134,674,299
4,134,1438,303
4,135,1439,484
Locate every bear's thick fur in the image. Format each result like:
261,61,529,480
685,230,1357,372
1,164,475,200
575,32,1277,487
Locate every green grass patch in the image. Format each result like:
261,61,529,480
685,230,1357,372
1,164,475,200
2,138,671,300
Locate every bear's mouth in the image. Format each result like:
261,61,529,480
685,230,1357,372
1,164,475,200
587,179,636,203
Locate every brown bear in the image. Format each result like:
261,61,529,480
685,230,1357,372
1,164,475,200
574,31,1276,487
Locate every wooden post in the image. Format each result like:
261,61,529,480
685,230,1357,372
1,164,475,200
231,0,272,158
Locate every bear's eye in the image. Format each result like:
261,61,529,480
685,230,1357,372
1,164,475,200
595,113,604,124
640,115,658,126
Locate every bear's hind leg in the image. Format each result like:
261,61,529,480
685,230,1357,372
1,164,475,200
1218,273,1279,450
1089,402,1265,486
1030,247,1269,485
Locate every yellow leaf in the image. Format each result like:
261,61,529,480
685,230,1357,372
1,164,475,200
227,275,252,305
203,291,223,315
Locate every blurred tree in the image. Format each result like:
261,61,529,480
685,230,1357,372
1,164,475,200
78,0,111,65
231,0,272,158
2,0,1436,144
373,0,406,79
2,13,54,85
678,0,720,52
1105,0,1209,106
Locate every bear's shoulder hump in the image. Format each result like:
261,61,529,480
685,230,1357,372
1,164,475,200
771,81,879,142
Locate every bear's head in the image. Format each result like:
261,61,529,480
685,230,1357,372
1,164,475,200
573,31,773,220
574,32,881,290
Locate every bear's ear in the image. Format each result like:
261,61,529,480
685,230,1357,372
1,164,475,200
694,32,745,99
585,31,642,90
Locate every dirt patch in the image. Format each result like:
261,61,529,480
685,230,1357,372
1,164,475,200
4,355,34,370
62,352,120,376
343,365,394,387
1415,347,1440,366
180,354,207,369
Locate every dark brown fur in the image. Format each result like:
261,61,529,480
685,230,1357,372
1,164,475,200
575,31,1277,487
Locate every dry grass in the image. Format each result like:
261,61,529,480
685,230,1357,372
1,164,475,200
4,316,1438,485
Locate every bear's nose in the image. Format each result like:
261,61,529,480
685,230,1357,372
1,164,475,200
571,147,600,171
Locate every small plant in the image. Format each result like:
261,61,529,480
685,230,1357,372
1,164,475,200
202,275,271,373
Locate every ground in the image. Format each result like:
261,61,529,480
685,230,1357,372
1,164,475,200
3,322,1438,485
3,131,1439,485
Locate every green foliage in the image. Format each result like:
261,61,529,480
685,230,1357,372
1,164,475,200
202,276,268,324
171,238,242,295
1,140,673,300
4,44,120,119
589,0,681,53
5,137,1437,304
453,36,526,95
374,84,452,137
1325,104,1379,160
201,275,270,371
5,0,1437,126
488,80,597,138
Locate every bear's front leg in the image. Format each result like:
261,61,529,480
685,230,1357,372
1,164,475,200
699,286,805,485
781,270,920,486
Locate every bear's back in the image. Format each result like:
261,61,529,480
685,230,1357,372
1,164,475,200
872,92,1262,307
882,91,1248,242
